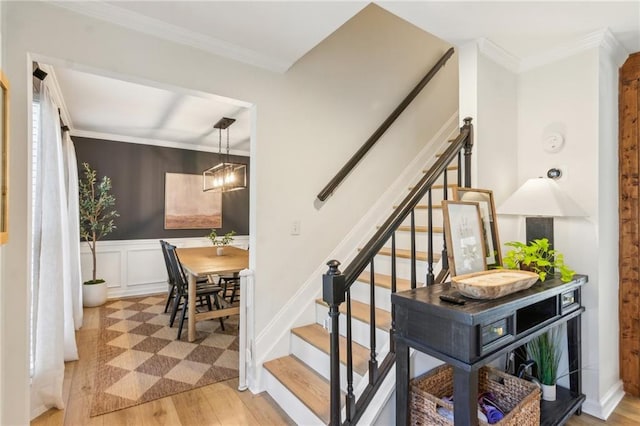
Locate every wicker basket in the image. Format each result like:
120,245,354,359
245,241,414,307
410,364,541,426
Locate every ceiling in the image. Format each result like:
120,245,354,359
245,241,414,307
50,1,640,154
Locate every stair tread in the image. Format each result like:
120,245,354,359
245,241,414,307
376,247,441,262
316,298,391,331
264,355,339,424
357,272,416,292
292,324,369,376
409,183,456,191
423,165,458,172
396,204,442,210
396,225,443,233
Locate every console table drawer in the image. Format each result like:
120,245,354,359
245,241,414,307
481,316,514,353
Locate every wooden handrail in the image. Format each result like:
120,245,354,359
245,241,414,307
342,118,472,286
316,47,455,202
322,117,473,425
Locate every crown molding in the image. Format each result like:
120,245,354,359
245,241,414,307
600,28,628,68
50,1,290,73
520,28,616,72
70,129,251,157
477,38,520,73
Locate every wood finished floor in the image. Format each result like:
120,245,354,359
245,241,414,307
566,395,640,425
31,305,294,426
28,303,640,425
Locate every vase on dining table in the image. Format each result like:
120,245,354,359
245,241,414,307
217,246,224,256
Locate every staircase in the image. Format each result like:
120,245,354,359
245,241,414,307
262,119,473,424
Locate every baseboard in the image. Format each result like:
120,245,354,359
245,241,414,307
251,113,459,393
581,379,625,420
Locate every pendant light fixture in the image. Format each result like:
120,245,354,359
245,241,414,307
203,117,247,192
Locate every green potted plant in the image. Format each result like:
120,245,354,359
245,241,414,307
502,238,575,282
79,162,119,307
526,326,563,401
206,229,236,255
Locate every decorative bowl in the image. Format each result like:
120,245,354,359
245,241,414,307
451,269,540,299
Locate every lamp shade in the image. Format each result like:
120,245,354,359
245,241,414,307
497,178,587,217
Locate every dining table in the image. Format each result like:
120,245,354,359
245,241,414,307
176,245,249,342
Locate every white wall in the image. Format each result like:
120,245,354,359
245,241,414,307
466,34,624,418
476,52,518,204
2,3,457,422
515,48,622,418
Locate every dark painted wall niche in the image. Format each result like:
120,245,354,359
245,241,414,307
74,136,249,240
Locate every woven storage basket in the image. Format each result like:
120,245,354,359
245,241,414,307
410,364,541,426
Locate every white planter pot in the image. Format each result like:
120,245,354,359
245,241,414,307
541,383,556,401
83,281,108,307
217,247,224,256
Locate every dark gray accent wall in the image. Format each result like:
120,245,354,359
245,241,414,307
74,136,249,240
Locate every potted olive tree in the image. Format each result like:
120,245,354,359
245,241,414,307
79,162,119,307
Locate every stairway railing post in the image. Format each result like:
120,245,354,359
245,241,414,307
462,117,474,187
322,260,346,426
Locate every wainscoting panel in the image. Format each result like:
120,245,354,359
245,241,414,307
80,236,249,299
127,247,166,287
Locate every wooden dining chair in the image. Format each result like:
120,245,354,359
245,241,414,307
165,243,225,339
160,240,210,313
218,273,240,304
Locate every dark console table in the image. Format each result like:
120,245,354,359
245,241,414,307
392,274,587,426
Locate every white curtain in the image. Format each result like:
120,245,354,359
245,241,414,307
30,82,82,417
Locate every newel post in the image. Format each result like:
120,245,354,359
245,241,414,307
462,117,474,187
323,260,346,426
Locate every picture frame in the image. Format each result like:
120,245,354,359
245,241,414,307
0,70,9,245
452,186,501,267
164,173,222,229
442,200,487,277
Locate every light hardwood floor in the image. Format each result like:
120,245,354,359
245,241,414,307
567,395,640,425
31,305,294,426
29,304,640,425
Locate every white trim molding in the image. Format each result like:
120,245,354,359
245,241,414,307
582,379,625,420
600,28,629,68
80,236,249,299
479,28,629,74
477,38,520,73
70,129,251,156
520,28,626,73
50,1,290,73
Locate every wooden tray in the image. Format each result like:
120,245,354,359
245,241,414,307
451,269,540,299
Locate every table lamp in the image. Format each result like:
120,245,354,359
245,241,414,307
497,177,588,250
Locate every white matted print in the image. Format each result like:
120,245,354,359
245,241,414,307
164,173,221,229
443,200,487,277
452,187,501,268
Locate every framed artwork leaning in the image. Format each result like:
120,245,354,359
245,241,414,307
452,186,501,268
164,173,222,229
442,200,487,277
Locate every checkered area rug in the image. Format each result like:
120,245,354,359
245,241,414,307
90,295,239,417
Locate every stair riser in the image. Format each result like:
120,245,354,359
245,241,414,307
262,368,326,425
399,208,444,225
290,333,365,392
385,232,445,253
315,303,389,350
349,280,392,312
371,255,439,283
